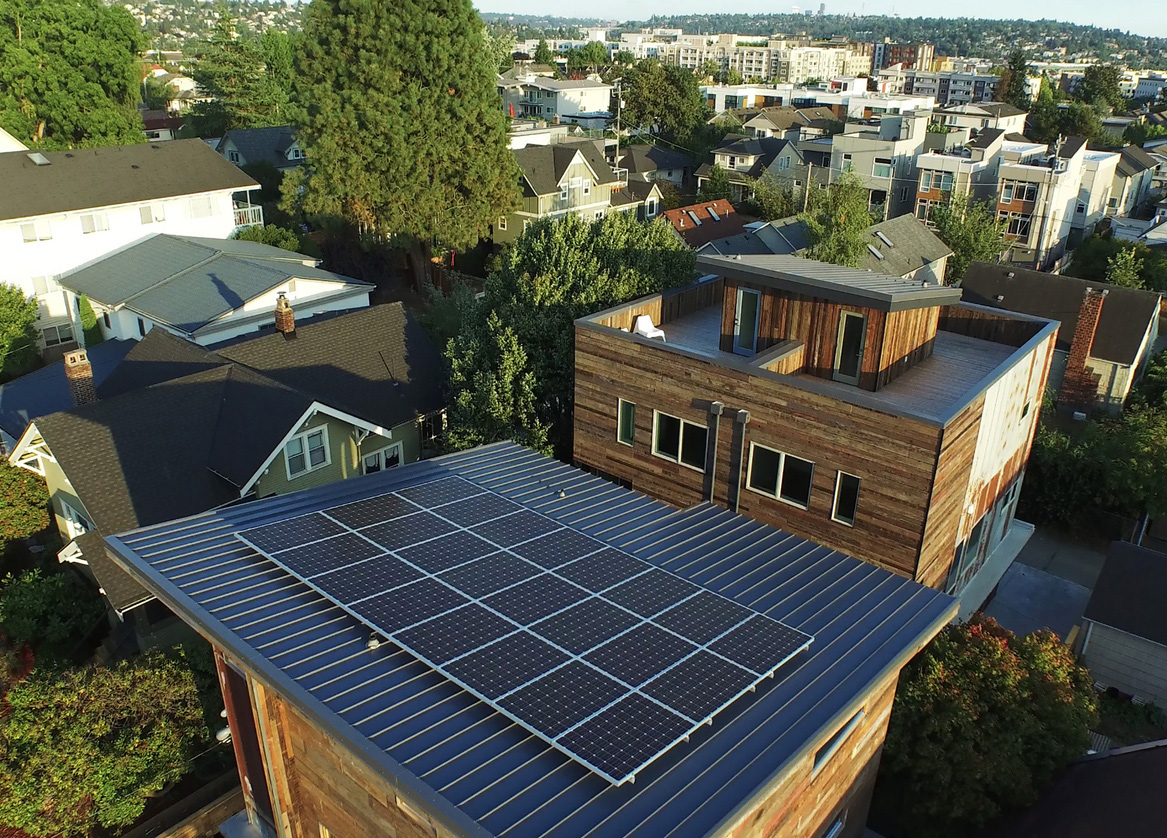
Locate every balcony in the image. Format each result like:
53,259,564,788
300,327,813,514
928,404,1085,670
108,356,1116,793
233,204,263,228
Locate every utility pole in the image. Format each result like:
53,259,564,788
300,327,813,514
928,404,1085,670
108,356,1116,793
804,162,813,210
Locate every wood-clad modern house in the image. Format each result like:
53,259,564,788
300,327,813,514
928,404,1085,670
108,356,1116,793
574,254,1058,602
103,442,956,838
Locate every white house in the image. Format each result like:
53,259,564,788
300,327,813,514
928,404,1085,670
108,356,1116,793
513,76,613,128
0,127,27,153
56,235,373,347
0,140,260,355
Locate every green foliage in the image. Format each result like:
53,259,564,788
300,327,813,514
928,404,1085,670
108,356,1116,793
232,224,304,253
999,49,1033,110
142,73,176,111
800,171,874,268
0,461,49,544
1124,122,1167,146
620,59,709,143
534,38,555,66
77,294,103,347
0,569,103,660
0,650,206,837
654,179,685,211
1105,247,1144,288
929,192,1008,285
1130,350,1167,409
1059,100,1104,142
876,614,1097,838
482,25,515,73
613,49,635,66
0,0,145,148
1077,63,1126,113
746,174,799,221
0,284,40,382
698,163,732,202
288,0,521,257
431,212,695,454
1065,234,1167,292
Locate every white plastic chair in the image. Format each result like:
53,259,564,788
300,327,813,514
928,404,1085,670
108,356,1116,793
632,315,666,341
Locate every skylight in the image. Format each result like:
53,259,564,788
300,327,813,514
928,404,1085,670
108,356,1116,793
867,244,884,260
875,231,894,248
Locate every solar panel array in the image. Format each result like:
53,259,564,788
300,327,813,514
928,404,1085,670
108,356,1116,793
236,476,812,785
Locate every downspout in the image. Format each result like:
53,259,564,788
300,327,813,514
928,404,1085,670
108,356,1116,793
727,409,751,513
703,401,724,503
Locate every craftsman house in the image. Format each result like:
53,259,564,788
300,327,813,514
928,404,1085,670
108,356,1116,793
695,135,788,204
9,303,445,650
56,234,372,346
961,262,1160,412
103,441,955,838
215,126,305,172
574,254,1058,603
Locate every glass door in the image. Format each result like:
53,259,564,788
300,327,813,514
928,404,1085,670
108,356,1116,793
733,288,761,356
834,311,866,385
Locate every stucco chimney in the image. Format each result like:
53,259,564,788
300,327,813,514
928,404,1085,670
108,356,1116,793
64,350,97,407
274,293,295,338
1058,286,1107,410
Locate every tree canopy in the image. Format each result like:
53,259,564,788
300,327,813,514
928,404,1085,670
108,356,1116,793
0,0,145,148
698,163,732,202
0,568,104,662
429,212,695,455
996,49,1032,111
800,172,874,268
287,0,520,277
1076,63,1125,113
1105,247,1144,288
929,192,1008,284
747,174,799,221
0,462,49,546
534,38,555,66
232,223,305,253
0,285,40,383
1064,233,1167,292
0,650,206,837
620,59,709,143
875,614,1097,838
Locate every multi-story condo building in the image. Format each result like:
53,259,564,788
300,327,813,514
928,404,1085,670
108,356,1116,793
1073,150,1121,245
934,103,1029,135
663,36,869,84
703,82,934,118
0,140,260,356
871,40,936,73
876,67,999,106
913,128,1010,223
995,136,1088,270
574,254,1056,603
830,111,932,217
500,76,613,129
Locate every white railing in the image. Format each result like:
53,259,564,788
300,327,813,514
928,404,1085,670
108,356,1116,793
233,205,263,228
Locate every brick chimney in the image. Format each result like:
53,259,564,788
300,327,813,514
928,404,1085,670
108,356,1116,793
274,293,295,338
1058,286,1107,410
64,350,97,407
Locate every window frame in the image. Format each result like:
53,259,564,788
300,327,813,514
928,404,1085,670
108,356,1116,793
60,499,92,540
21,220,52,242
745,442,815,509
872,157,893,178
831,472,861,526
497,215,507,231
189,196,214,219
617,399,636,446
41,323,74,347
362,441,403,474
139,203,166,224
651,410,708,472
285,426,331,480
80,212,109,234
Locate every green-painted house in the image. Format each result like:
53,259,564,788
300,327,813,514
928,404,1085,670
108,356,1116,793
9,302,446,652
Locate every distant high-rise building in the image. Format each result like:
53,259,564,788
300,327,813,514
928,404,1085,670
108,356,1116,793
819,2,826,14
871,39,935,73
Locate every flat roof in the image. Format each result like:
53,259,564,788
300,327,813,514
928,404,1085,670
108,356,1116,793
105,442,954,838
697,254,962,312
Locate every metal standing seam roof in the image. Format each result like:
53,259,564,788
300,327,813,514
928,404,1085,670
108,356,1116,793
105,442,955,838
698,254,963,311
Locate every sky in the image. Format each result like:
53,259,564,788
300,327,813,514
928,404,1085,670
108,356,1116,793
475,1,1167,40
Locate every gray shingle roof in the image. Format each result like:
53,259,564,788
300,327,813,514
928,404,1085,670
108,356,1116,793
0,140,257,222
514,141,619,196
858,214,954,276
57,234,371,337
1084,541,1167,647
74,530,155,613
216,126,302,170
1117,145,1156,178
104,441,956,838
616,144,695,176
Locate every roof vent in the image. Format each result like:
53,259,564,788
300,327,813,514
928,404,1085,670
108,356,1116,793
996,294,1005,302
867,244,884,260
65,152,74,158
1007,271,1015,278
26,152,50,166
875,231,894,247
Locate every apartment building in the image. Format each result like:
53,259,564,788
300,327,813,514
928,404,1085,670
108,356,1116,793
704,82,933,118
831,111,932,217
664,36,869,84
0,140,260,356
876,66,999,106
914,129,1009,223
934,103,1029,135
504,76,613,128
995,137,1088,270
1109,146,1158,217
104,441,956,838
574,255,1056,604
1073,150,1121,244
872,40,936,73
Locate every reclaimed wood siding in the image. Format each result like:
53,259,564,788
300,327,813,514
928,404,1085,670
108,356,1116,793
877,306,939,388
938,304,1046,348
596,279,724,332
574,326,943,580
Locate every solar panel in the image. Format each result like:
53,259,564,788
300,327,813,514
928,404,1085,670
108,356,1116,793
236,475,812,785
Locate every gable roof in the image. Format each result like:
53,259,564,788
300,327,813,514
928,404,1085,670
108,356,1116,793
608,179,661,207
1084,541,1167,646
858,214,954,276
616,144,695,175
216,125,302,170
960,262,1160,365
1057,135,1087,159
698,216,811,257
57,234,371,338
0,139,257,222
513,141,618,196
664,200,746,248
1117,145,1156,178
968,127,1006,149
696,136,788,182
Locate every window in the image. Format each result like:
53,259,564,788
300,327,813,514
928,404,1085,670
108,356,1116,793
228,150,241,163
189,196,214,218
21,220,52,242
832,472,861,526
286,427,330,478
872,157,892,178
747,443,815,508
41,323,74,347
139,203,165,224
1001,182,1014,202
497,216,507,231
290,147,304,159
594,210,604,220
920,170,932,190
777,156,791,170
80,212,109,234
646,197,658,217
814,708,865,772
560,184,569,200
899,186,908,202
1001,212,1032,238
840,152,852,170
138,317,147,337
363,442,403,473
1108,196,1119,209
617,399,635,446
1076,202,1086,214
60,499,92,540
582,181,591,196
102,311,111,328
31,276,49,296
652,411,707,471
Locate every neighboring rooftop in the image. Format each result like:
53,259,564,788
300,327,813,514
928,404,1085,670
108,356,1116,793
961,262,1161,365
0,139,257,222
664,200,746,248
859,214,953,277
615,144,695,177
105,441,956,838
1083,541,1167,647
215,125,303,170
1117,145,1157,178
514,140,618,196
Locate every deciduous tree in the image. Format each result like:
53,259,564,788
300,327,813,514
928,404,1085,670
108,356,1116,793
747,173,798,221
698,163,732,202
232,224,304,253
621,59,709,142
0,568,103,661
800,171,873,268
1105,247,1143,288
287,0,520,285
929,192,1008,284
0,462,49,545
0,284,39,382
0,0,145,148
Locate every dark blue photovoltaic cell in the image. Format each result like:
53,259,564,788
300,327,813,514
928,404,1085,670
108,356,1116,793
557,693,692,782
326,494,417,529
444,631,569,699
653,590,754,644
483,574,590,624
351,578,470,633
362,512,456,552
395,604,518,664
708,615,811,675
530,598,642,656
604,569,703,618
271,532,383,578
472,510,563,548
398,476,482,507
239,512,345,553
395,530,496,573
640,651,756,722
437,493,525,527
555,548,650,593
311,555,422,602
436,553,542,598
499,661,627,737
583,623,697,688
511,528,603,569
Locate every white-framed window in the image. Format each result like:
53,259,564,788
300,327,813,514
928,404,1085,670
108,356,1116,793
285,426,330,478
290,147,304,160
832,472,861,526
189,196,214,218
582,181,591,196
920,170,933,190
999,211,1032,239
80,212,109,234
777,156,791,170
31,276,49,296
617,399,635,446
841,152,852,170
594,209,604,220
20,219,52,242
813,708,865,773
652,410,707,472
139,203,166,224
1001,182,1014,202
362,442,403,474
646,197,658,217
60,499,92,539
498,216,507,231
746,443,814,509
560,184,569,200
872,157,892,178
41,323,74,347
